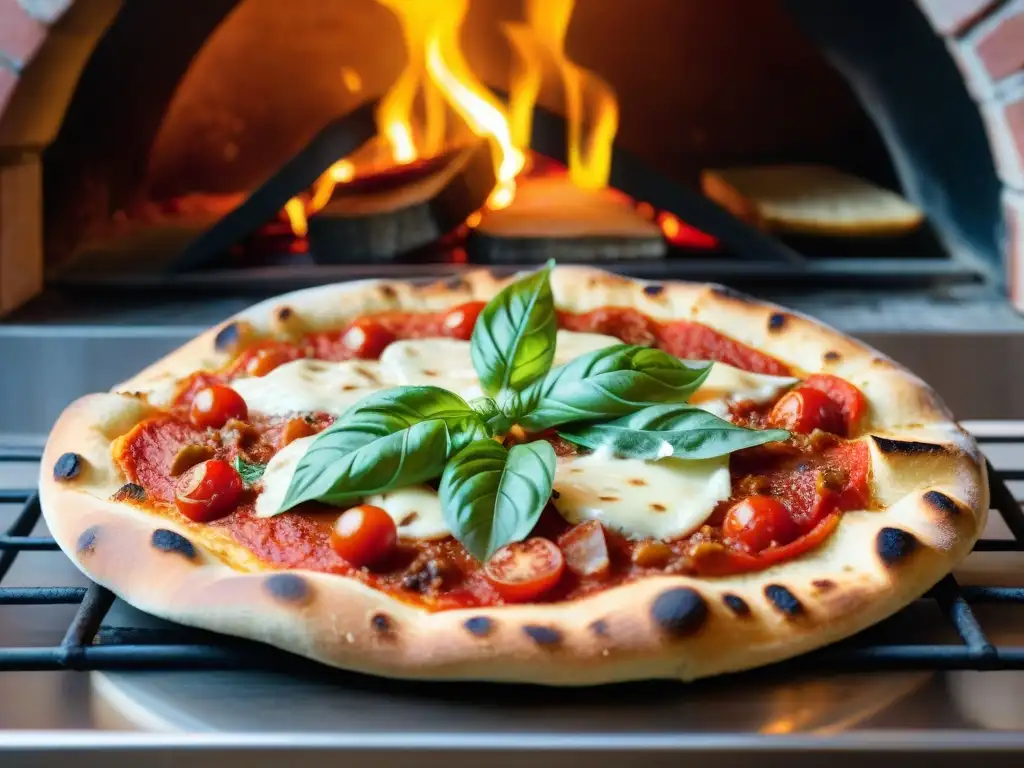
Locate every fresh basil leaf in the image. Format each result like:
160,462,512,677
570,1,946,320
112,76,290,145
278,386,487,513
558,404,789,460
469,396,510,435
517,345,713,432
439,438,556,561
232,456,266,487
470,261,557,398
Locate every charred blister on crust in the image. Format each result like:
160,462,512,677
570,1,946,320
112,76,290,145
651,587,708,636
870,436,947,456
523,625,562,647
722,593,750,617
53,452,82,481
276,306,294,322
151,529,197,560
643,284,665,297
77,526,100,556
589,618,610,637
378,285,398,301
767,313,788,332
876,527,919,566
922,490,962,518
463,616,494,638
812,579,836,592
371,613,395,637
443,276,468,291
823,350,842,363
214,322,242,353
765,585,804,617
111,483,146,502
264,573,312,605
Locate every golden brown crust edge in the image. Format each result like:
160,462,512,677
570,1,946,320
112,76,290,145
40,266,987,685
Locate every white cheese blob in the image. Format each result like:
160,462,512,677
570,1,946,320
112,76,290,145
233,359,385,417
379,338,483,400
254,434,317,517
690,362,798,419
552,330,620,366
552,449,732,540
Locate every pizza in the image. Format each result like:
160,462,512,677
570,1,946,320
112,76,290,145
40,265,988,685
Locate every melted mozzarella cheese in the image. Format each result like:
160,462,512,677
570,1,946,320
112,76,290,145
233,359,385,416
552,330,620,366
690,362,798,419
552,449,731,540
254,434,317,517
379,338,482,400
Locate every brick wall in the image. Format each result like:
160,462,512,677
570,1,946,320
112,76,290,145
918,0,1024,309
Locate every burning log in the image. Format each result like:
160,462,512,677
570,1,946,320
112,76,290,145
307,140,495,262
468,176,666,262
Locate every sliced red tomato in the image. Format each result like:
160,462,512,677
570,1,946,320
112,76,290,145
245,346,300,377
175,459,244,522
484,538,565,603
721,495,799,553
768,387,846,436
558,521,610,578
190,385,248,429
656,320,790,375
341,318,397,359
802,374,868,435
692,513,840,576
330,505,398,568
443,301,486,341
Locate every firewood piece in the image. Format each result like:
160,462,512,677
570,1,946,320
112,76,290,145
307,140,495,262
468,176,665,263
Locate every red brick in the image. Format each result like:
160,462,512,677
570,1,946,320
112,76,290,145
975,5,1024,82
916,0,1001,35
0,0,46,70
1005,189,1024,310
0,66,14,114
982,85,1024,189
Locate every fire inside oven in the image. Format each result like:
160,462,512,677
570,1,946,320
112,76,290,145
38,0,1003,291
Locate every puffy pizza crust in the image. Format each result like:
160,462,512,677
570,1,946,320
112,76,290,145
40,267,987,685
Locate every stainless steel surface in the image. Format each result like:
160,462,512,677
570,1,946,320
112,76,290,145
4,323,1024,762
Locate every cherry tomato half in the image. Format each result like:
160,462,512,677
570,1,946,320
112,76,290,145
443,301,486,341
190,385,248,429
722,495,798,553
802,374,868,435
330,505,398,567
341,318,396,359
768,387,845,436
484,538,565,603
174,459,244,522
245,346,296,377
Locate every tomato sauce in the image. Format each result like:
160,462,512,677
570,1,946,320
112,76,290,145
125,304,869,610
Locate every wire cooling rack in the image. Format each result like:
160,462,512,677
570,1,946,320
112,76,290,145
1,435,1023,675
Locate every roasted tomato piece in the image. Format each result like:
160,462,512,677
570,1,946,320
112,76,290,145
279,416,316,448
802,374,868,435
558,521,610,578
693,514,840,576
341,318,396,359
484,538,565,603
768,387,846,436
190,385,248,429
443,301,486,341
245,346,298,377
330,505,398,568
722,495,799,553
174,459,244,522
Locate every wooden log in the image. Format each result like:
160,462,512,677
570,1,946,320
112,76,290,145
307,140,495,263
467,176,665,263
0,153,42,316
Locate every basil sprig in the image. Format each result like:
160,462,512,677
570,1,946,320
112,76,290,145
517,345,712,432
278,387,488,512
557,404,789,461
439,439,556,561
276,263,788,561
233,456,266,487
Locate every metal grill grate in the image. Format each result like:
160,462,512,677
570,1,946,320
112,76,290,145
2,436,1024,675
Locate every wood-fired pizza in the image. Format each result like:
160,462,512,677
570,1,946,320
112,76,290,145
40,265,987,685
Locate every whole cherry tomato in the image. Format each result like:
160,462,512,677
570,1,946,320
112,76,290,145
768,387,845,436
330,505,398,567
802,374,868,435
722,495,798,553
341,318,396,359
443,301,486,341
190,385,248,429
